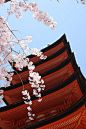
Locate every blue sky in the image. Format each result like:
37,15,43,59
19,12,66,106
0,0,86,107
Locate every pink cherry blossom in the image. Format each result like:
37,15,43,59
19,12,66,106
38,98,42,102
37,87,41,92
24,47,29,54
28,100,32,105
7,9,14,15
28,63,35,71
22,4,28,12
29,2,57,29
9,42,14,48
28,112,31,116
22,90,28,95
25,36,32,43
36,93,41,98
27,93,31,100
33,89,38,96
13,38,18,42
32,114,35,117
16,11,22,18
14,9,18,13
29,117,34,120
19,2,24,7
27,106,32,111
11,1,19,8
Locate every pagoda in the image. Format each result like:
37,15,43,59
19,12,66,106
0,34,86,129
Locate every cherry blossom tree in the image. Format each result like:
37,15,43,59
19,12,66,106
0,0,58,120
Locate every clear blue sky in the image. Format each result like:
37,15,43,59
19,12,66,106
0,0,86,107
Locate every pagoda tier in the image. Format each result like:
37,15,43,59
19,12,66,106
0,90,86,129
3,53,78,105
11,34,69,85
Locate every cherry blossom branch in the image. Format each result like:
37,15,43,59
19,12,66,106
10,47,19,54
5,22,27,54
11,30,22,39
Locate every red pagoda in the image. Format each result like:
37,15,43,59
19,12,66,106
0,34,86,129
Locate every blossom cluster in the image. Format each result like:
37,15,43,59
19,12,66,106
9,1,26,18
18,36,32,55
13,50,47,71
29,71,45,100
29,2,57,30
0,66,14,86
28,62,45,119
31,48,47,60
21,63,45,120
13,54,29,71
22,90,35,120
6,1,57,30
13,36,32,55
